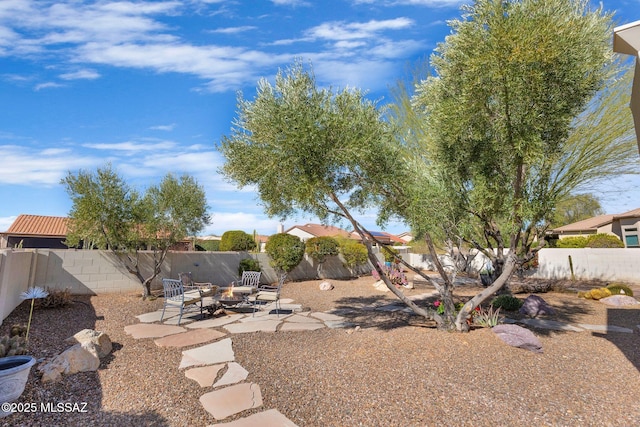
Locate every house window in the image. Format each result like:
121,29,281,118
623,227,639,248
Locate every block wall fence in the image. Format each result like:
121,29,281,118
1,247,638,324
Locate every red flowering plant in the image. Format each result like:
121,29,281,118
433,300,480,324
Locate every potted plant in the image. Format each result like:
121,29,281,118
0,287,48,417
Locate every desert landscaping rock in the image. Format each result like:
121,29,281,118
136,309,177,323
208,409,299,427
199,383,263,420
492,324,543,353
319,281,334,291
124,323,186,339
179,338,235,369
518,318,584,332
185,364,226,387
599,295,640,306
154,328,226,347
65,329,112,358
519,295,556,317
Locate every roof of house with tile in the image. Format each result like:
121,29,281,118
4,214,69,237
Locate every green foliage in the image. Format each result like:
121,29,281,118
238,258,261,276
61,165,210,297
490,295,523,311
381,246,400,263
556,236,589,248
265,233,305,274
550,194,603,228
305,236,339,264
219,60,404,225
336,237,368,273
219,230,257,252
606,283,634,297
474,306,503,328
585,234,624,248
196,239,220,251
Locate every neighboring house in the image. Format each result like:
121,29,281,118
285,223,352,241
1,214,196,250
397,231,413,243
551,208,640,248
613,20,640,152
351,230,405,245
0,214,69,249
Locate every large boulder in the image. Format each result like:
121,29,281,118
492,324,543,354
39,329,112,383
319,281,334,291
519,295,555,318
65,329,112,358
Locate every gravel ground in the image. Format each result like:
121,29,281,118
2,276,640,427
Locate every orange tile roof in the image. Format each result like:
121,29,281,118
4,214,69,236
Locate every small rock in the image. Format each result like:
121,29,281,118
319,281,334,291
519,295,555,318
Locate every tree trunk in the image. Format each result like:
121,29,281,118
455,252,518,331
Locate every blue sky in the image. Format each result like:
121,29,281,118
0,0,638,237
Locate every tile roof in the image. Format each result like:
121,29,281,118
552,207,640,233
4,214,69,236
285,223,351,238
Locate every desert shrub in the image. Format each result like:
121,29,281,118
490,295,523,311
238,258,261,276
382,246,400,263
265,233,305,274
474,306,503,328
219,230,257,252
606,283,634,297
579,287,612,300
305,236,339,263
556,236,588,248
585,234,624,248
336,237,368,275
36,287,73,309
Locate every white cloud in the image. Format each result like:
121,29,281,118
59,69,100,80
209,26,257,34
305,18,414,41
34,82,63,91
82,140,177,153
0,215,18,233
150,124,176,131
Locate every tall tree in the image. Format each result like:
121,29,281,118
219,61,438,322
62,165,210,298
409,0,617,329
550,193,604,227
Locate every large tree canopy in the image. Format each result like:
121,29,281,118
219,61,406,224
406,0,617,329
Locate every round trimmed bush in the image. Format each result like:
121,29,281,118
490,295,523,311
238,258,261,276
219,230,257,252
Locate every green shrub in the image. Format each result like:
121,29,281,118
265,233,305,274
238,258,261,276
305,236,339,263
337,237,368,274
490,295,523,311
382,246,400,263
219,230,257,252
585,234,624,248
556,236,588,248
196,239,220,251
605,283,633,297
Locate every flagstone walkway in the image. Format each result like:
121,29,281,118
124,298,355,426
124,294,638,426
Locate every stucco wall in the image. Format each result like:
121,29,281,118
532,248,640,282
